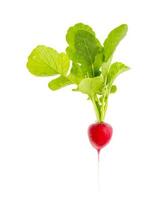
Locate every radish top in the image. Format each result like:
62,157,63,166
27,23,129,122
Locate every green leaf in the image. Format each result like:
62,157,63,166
101,61,111,79
66,23,95,65
110,85,117,93
68,63,87,84
78,76,104,97
108,62,129,84
74,30,100,66
55,53,70,76
48,76,72,91
104,24,128,61
27,45,58,76
27,45,70,76
66,23,95,44
93,48,104,76
66,23,102,77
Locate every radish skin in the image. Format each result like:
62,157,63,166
88,122,113,151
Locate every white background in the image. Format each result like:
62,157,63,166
0,0,165,199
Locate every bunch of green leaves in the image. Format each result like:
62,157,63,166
27,23,129,122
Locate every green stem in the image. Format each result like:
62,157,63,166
99,85,109,122
91,82,111,123
101,97,108,122
91,96,102,122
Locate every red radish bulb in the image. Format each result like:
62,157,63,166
88,122,113,152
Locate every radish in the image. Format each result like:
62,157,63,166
88,122,113,152
26,23,129,156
